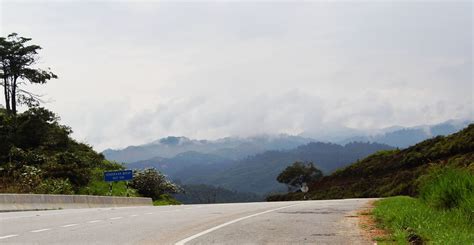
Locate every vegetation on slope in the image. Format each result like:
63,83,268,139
372,167,473,244
0,107,125,195
268,124,473,201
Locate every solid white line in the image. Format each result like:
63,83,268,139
87,220,102,223
174,204,301,245
145,212,153,214
30,228,51,233
61,224,78,228
0,234,18,240
110,217,123,220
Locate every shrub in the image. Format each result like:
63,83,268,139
130,168,181,200
35,178,74,194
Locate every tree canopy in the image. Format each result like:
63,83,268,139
277,161,323,191
130,168,181,200
0,33,57,114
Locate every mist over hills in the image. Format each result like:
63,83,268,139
103,120,471,164
337,120,471,148
103,134,315,163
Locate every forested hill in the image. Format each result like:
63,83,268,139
269,124,474,201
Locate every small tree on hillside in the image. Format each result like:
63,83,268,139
0,33,57,114
130,168,181,200
277,161,323,191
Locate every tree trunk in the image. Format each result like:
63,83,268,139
3,76,11,113
11,76,17,114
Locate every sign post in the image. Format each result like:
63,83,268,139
104,170,134,196
301,182,309,200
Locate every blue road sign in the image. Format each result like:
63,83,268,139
104,170,133,182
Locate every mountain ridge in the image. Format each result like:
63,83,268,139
103,120,472,163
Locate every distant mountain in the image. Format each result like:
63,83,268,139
338,120,472,148
127,151,235,181
127,141,393,196
103,134,315,163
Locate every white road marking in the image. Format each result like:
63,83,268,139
110,217,123,220
61,224,78,228
130,214,139,217
174,204,301,245
87,220,102,223
145,212,153,215
30,228,51,233
0,234,19,240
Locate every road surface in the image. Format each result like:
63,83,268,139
0,199,374,244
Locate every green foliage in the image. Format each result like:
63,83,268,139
18,165,42,193
418,167,474,219
373,196,474,244
0,107,125,195
153,194,181,206
130,168,181,200
277,161,323,190
35,178,74,195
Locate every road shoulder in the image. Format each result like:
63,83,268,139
356,200,388,244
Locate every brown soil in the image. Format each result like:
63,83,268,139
357,200,390,244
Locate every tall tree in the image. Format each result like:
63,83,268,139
0,33,57,114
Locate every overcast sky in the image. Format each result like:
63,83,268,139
1,0,472,150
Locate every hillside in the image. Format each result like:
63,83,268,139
269,124,474,201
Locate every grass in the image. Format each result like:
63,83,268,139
373,196,473,244
153,194,182,206
372,167,474,244
418,167,474,216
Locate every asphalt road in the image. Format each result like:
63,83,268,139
0,198,374,244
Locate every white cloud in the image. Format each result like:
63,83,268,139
1,1,472,150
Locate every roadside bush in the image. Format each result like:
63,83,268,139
18,165,43,193
130,168,181,200
35,178,74,194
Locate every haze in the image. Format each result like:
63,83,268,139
1,0,472,150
